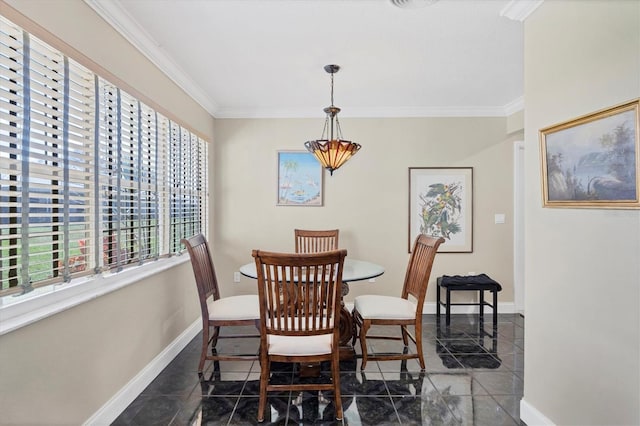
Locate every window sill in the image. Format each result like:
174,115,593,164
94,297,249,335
0,255,190,336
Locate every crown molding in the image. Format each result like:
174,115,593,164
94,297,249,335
500,0,544,22
85,0,524,120
83,0,219,116
213,103,520,119
503,96,524,115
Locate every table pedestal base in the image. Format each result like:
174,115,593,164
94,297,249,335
299,284,356,376
298,363,322,377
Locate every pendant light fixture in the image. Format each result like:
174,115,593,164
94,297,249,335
304,64,361,175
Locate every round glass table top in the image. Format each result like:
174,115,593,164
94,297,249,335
239,258,384,283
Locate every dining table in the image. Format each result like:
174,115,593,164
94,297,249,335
239,258,385,359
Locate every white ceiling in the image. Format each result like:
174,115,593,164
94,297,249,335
87,0,539,119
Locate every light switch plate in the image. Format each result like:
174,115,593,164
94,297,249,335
494,213,505,224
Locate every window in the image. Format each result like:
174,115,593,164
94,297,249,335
0,16,208,297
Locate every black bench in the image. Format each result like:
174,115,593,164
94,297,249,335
436,274,502,326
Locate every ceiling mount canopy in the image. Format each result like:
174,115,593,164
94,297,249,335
389,0,440,8
304,64,361,176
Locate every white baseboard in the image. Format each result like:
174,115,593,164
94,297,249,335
84,319,201,426
423,302,517,315
84,303,521,425
346,302,519,316
520,398,556,425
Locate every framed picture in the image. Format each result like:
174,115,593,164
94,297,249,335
277,151,323,206
409,167,473,253
540,99,640,209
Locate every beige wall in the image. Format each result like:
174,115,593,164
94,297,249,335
0,263,199,425
523,1,640,425
0,0,213,139
0,1,212,424
0,0,526,423
213,117,519,307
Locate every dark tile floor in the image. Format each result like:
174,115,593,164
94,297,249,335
112,314,524,425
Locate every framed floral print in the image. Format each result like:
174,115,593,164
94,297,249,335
409,167,473,253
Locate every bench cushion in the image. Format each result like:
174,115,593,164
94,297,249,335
438,274,502,291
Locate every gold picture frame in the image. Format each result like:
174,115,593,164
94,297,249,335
540,99,640,209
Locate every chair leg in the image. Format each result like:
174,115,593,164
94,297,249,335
359,320,371,370
199,324,209,373
258,358,270,422
210,325,220,349
331,350,343,420
415,320,425,370
401,325,409,346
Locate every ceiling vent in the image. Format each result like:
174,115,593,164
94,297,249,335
390,0,439,8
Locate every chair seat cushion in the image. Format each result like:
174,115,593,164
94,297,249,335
267,334,333,356
208,294,260,320
354,295,416,320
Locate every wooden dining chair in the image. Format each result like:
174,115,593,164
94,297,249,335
294,228,350,350
182,234,260,373
252,248,347,422
294,229,339,253
352,234,444,370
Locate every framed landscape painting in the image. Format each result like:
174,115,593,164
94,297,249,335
277,151,323,206
540,99,640,209
409,167,473,253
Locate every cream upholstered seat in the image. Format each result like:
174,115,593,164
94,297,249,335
252,248,347,422
182,234,259,373
207,294,260,321
353,295,416,320
352,234,444,370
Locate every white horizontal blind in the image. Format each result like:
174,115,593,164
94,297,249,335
96,78,117,272
156,114,171,255
0,18,24,291
190,132,207,243
0,15,208,296
166,123,208,254
97,87,161,271
27,35,69,284
115,89,140,270
168,121,182,253
138,102,159,262
56,50,94,280
0,20,94,291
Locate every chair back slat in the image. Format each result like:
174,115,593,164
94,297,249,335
253,249,347,337
294,229,339,253
402,234,445,309
181,234,221,312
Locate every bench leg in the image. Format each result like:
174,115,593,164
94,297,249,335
436,282,441,318
493,289,498,324
479,290,485,323
446,288,451,326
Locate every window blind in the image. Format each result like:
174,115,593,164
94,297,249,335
0,15,208,296
1,22,94,289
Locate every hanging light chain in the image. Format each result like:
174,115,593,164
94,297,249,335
329,70,335,107
325,66,342,141
304,64,361,175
